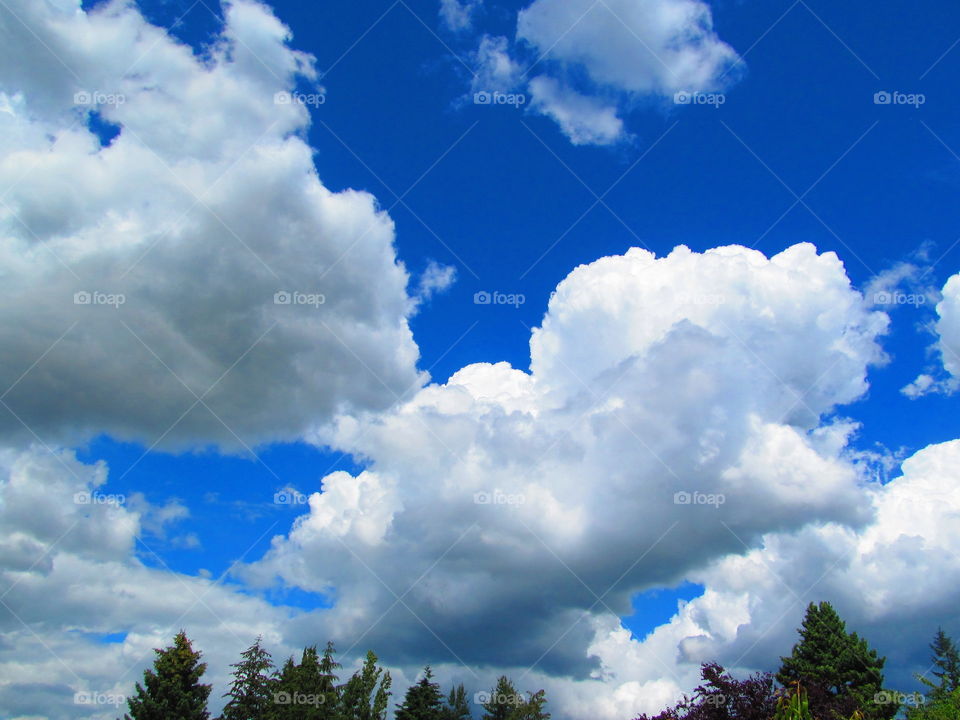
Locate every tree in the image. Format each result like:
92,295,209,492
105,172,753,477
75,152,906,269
508,690,550,720
396,667,444,720
777,602,895,720
441,684,472,720
268,645,338,720
340,651,392,720
122,630,211,720
221,637,274,720
920,630,960,702
482,677,521,720
634,663,778,720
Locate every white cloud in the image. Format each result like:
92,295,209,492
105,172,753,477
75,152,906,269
440,0,482,32
903,271,960,396
517,0,740,96
414,260,458,304
0,0,424,451
240,243,891,691
528,76,625,146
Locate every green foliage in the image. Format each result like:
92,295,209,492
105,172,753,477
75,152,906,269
122,630,211,720
777,602,895,720
220,637,274,720
340,650,392,720
441,684,472,720
482,677,522,720
396,667,445,720
508,689,550,720
919,630,960,703
773,683,814,720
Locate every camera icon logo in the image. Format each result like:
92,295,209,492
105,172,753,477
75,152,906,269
474,91,492,105
873,91,892,105
274,91,292,105
74,291,92,305
473,491,491,504
274,692,292,705
274,291,292,305
473,291,491,305
74,692,93,705
74,491,92,504
674,91,692,105
673,491,691,505
74,91,92,105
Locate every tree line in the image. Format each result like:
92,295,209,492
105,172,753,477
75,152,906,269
117,601,959,720
119,635,548,720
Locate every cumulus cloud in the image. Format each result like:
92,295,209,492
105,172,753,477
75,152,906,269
0,0,424,452
517,0,739,96
240,243,890,689
414,260,458,305
903,271,960,396
0,444,294,720
528,76,625,146
510,0,739,144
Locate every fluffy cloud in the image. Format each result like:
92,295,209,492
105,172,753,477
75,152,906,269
903,271,960,397
935,273,960,384
528,76,624,146
508,0,739,144
241,244,890,691
440,0,482,32
517,0,739,96
0,444,295,720
0,0,424,451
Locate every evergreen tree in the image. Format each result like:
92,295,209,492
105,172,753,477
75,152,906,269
268,646,338,720
441,684,472,720
508,690,550,720
777,602,895,720
396,667,444,720
481,677,521,720
340,651,392,720
122,630,211,720
920,629,960,702
221,637,274,720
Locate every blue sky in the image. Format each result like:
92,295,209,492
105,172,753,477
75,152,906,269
80,0,960,615
4,0,960,718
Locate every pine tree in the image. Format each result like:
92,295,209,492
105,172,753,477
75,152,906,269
340,651,392,720
777,602,894,720
123,630,211,720
920,629,960,702
508,690,550,720
481,677,520,720
396,667,444,720
221,637,274,720
441,684,472,720
268,657,299,720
